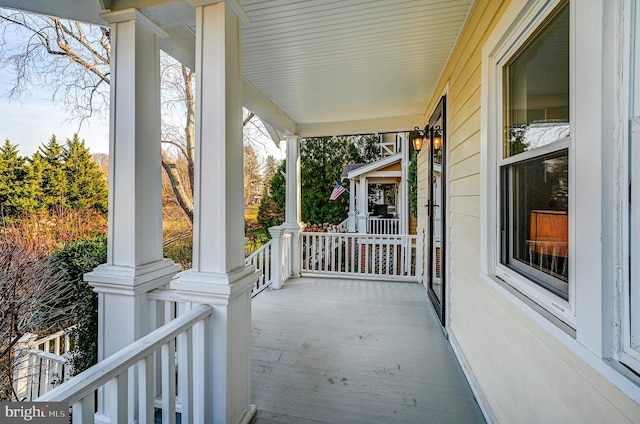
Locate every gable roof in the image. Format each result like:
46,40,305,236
344,153,402,180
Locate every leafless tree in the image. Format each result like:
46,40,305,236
0,10,110,124
0,243,74,401
0,9,268,222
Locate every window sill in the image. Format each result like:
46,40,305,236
484,270,576,337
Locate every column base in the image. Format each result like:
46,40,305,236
170,265,255,424
86,259,181,295
282,222,304,278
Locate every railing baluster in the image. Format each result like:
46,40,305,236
72,395,95,424
192,318,207,424
108,373,128,424
178,326,193,424
338,235,343,272
161,339,177,424
138,356,154,424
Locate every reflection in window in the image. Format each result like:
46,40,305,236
502,151,569,299
504,4,569,158
500,2,569,299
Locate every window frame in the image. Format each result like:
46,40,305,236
487,0,575,325
623,0,640,368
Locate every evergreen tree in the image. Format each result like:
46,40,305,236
300,135,380,224
38,135,68,209
243,145,263,207
263,155,279,192
256,135,381,229
0,139,29,216
17,152,46,213
257,161,286,229
63,134,108,212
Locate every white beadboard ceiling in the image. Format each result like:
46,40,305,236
241,0,472,128
0,0,474,135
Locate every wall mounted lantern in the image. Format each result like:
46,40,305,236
413,125,442,153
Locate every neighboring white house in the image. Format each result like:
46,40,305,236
1,0,640,423
341,132,413,235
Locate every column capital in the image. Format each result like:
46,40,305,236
187,0,251,24
268,225,287,238
100,8,169,37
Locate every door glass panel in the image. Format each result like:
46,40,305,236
431,119,444,305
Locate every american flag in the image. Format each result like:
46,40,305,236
329,182,347,201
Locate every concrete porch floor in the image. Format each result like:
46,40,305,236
250,277,486,424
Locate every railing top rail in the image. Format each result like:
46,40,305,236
27,349,68,363
148,288,181,302
245,239,274,262
37,304,213,405
32,327,76,346
302,232,416,239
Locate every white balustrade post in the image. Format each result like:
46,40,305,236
268,226,286,289
416,226,425,283
283,135,304,277
348,178,357,232
358,176,368,234
170,2,256,423
84,9,180,422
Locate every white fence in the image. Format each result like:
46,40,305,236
36,304,213,424
12,328,75,401
367,218,401,234
301,232,421,281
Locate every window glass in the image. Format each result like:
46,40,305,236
504,4,570,158
501,150,569,299
500,2,570,299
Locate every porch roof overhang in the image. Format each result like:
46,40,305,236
0,0,474,138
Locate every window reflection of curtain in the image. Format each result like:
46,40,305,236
529,210,568,257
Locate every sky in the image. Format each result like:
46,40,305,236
0,64,110,156
0,27,281,161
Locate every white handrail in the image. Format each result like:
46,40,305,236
37,304,213,423
13,327,76,401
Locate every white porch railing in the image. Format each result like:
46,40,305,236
301,232,421,281
335,218,349,233
245,239,274,296
36,304,213,424
367,217,401,234
12,328,75,401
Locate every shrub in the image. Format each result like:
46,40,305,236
52,236,107,374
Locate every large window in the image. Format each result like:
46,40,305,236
499,3,570,300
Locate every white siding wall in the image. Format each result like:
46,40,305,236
419,0,640,422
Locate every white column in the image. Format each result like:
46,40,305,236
84,10,180,422
283,135,304,277
348,178,356,232
86,8,179,359
171,2,255,423
400,132,410,234
357,176,368,233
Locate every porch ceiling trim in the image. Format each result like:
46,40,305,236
243,78,297,135
298,114,422,138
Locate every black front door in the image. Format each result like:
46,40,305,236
426,96,446,325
